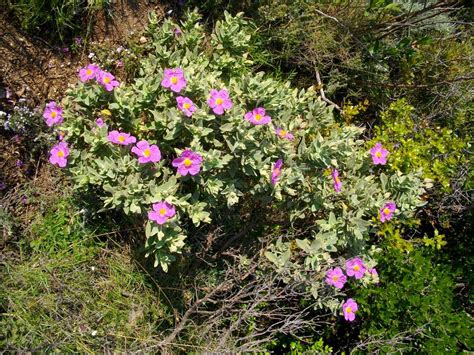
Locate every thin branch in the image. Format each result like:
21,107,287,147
314,67,342,112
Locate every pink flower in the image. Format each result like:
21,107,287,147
78,64,99,82
131,140,161,164
148,201,176,225
368,267,378,277
379,201,396,222
174,27,182,36
332,169,342,193
49,142,69,168
176,96,196,117
271,159,283,185
207,89,233,115
161,68,187,93
97,71,120,91
275,127,294,140
107,130,136,145
172,149,203,176
244,107,271,125
95,118,104,128
325,267,347,289
342,298,358,322
346,257,366,279
370,142,389,165
367,268,379,283
43,101,63,127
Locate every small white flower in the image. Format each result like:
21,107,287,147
88,52,95,59
91,330,97,336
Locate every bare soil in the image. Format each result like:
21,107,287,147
0,1,165,106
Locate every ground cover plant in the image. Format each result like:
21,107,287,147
1,196,173,352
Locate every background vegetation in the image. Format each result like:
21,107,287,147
1,0,472,352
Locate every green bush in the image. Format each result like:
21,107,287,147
353,247,473,353
371,99,470,192
49,11,424,276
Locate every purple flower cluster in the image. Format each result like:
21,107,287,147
158,67,296,187
46,64,399,233
325,257,379,322
78,64,119,91
330,142,397,222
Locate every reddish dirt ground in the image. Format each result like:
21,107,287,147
0,1,165,105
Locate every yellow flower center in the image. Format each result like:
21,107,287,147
118,135,125,142
332,276,339,282
57,151,64,157
171,77,178,84
86,69,92,75
335,177,341,183
159,208,166,216
104,76,111,84
346,306,353,314
383,208,391,215
51,111,57,118
274,168,280,175
216,98,223,105
280,130,286,136
183,103,191,109
184,158,192,167
255,114,262,121
376,151,382,158
143,148,151,157
354,265,360,271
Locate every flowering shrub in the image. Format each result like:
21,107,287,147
371,99,471,192
44,11,425,281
